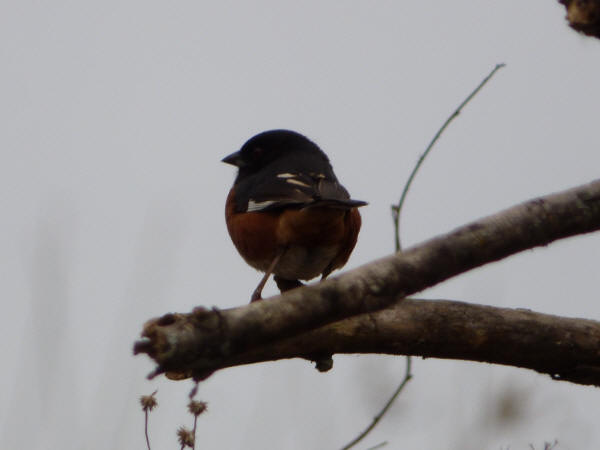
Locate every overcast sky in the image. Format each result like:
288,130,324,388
2,1,600,449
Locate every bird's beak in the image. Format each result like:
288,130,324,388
221,151,245,167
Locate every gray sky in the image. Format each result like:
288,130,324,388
2,1,600,449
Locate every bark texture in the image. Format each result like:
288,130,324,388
134,179,600,384
214,299,600,387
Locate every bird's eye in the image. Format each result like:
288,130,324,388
252,147,264,159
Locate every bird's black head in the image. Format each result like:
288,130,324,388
222,130,329,179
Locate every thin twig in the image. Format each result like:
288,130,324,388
392,63,506,252
345,63,506,450
341,357,412,450
365,442,388,450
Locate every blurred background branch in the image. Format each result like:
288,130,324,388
560,0,600,38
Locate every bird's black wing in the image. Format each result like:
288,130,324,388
234,171,366,213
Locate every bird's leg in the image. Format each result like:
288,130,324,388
250,249,284,302
273,276,304,293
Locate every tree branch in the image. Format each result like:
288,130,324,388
134,179,600,383
205,298,600,387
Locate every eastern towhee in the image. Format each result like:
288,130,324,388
223,129,367,302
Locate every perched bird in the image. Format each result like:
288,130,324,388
223,129,367,302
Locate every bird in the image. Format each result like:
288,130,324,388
222,129,367,302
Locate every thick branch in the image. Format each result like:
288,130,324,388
211,299,600,387
134,179,600,382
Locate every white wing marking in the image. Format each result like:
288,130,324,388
286,179,311,188
247,199,278,212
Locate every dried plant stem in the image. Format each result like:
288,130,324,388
140,391,157,450
192,416,198,450
144,410,151,450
